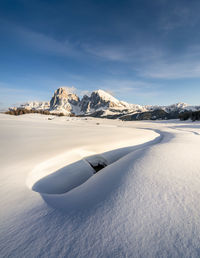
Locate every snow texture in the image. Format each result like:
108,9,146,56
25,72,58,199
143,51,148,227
1,114,200,257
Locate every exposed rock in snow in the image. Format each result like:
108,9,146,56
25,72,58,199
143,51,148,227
80,89,125,113
50,87,80,115
79,95,91,113
79,89,148,117
84,154,108,173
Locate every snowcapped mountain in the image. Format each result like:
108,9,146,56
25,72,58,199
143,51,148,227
12,101,50,111
50,88,80,115
79,89,148,118
80,89,127,113
163,103,200,112
9,87,200,120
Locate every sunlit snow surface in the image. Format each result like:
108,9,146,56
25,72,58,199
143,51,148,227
1,113,200,257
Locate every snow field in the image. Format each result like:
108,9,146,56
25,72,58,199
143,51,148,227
1,114,200,257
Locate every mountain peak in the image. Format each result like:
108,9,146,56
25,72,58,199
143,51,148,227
54,87,74,97
92,89,121,105
50,87,80,114
94,89,113,97
95,89,110,95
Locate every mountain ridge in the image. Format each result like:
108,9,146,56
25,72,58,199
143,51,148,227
9,87,200,120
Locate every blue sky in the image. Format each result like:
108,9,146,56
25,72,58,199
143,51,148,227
1,0,200,109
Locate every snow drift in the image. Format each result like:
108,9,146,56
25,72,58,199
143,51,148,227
1,114,200,258
30,131,162,210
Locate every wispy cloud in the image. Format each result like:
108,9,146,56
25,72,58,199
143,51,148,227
159,3,200,32
83,41,200,80
83,44,129,61
83,43,164,63
93,79,162,102
141,61,200,79
16,28,80,57
0,20,81,58
4,20,200,81
139,45,200,79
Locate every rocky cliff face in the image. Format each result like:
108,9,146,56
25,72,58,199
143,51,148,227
79,89,128,113
50,88,80,114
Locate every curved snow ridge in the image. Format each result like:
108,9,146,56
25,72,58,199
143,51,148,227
29,129,166,211
169,125,200,136
26,148,96,190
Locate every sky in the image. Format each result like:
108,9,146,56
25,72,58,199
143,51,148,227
1,0,200,109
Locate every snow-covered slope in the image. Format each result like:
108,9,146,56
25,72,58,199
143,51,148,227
79,89,126,113
158,102,200,113
13,101,50,111
1,114,200,257
79,89,149,117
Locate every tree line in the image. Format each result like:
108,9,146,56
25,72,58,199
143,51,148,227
5,108,66,116
179,111,200,121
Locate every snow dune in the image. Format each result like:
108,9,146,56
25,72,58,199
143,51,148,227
1,114,200,257
31,131,162,210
